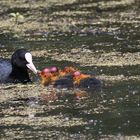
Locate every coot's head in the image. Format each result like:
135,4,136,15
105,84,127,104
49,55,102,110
11,48,37,74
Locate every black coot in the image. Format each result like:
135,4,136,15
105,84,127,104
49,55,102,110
0,48,38,83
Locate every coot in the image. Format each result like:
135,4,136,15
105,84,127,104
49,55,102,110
0,48,38,83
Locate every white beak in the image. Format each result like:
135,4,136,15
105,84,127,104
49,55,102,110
25,52,38,74
26,63,38,74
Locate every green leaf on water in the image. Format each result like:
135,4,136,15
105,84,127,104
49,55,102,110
9,13,16,17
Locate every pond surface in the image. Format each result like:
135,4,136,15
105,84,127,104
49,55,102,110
0,0,140,139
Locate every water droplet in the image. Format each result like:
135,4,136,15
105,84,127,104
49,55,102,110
85,126,90,130
118,126,121,129
118,113,121,116
98,131,102,134
65,99,68,102
89,120,94,123
119,97,123,101
65,117,69,121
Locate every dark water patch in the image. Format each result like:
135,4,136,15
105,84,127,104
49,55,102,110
36,56,80,70
0,32,17,42
0,78,140,139
1,7,30,16
0,0,140,139
40,0,135,15
47,32,119,53
83,65,140,76
40,0,97,14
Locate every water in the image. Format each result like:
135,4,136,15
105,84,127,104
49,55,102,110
0,0,140,139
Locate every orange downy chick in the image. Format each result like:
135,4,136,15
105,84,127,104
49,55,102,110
39,71,52,86
73,72,91,85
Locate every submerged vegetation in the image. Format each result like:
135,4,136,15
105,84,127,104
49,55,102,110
9,12,24,25
0,0,139,40
0,0,140,139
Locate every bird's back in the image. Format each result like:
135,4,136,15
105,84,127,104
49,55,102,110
0,58,12,83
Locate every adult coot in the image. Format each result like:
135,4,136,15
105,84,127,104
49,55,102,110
0,48,38,83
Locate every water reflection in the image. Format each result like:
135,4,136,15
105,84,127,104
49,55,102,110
0,79,139,139
0,0,140,139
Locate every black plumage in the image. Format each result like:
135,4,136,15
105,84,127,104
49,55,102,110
0,48,37,83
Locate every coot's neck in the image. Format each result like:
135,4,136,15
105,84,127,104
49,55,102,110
9,65,31,83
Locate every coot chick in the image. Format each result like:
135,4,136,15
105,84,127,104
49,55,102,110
78,77,101,90
39,67,74,88
73,71,101,90
39,66,101,90
53,75,74,88
0,48,38,83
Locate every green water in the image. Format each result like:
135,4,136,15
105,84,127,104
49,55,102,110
0,0,140,139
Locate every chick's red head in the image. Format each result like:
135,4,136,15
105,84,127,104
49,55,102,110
50,66,59,73
39,67,52,86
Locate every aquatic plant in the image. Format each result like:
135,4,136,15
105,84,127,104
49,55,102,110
9,12,24,25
